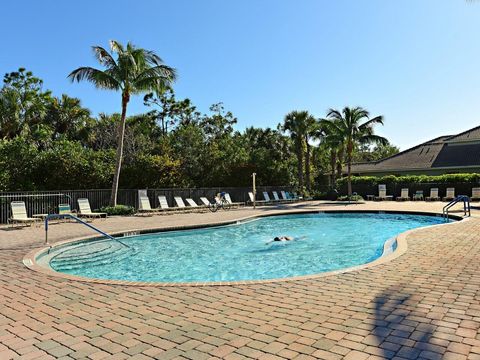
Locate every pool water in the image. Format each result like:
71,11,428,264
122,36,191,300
45,213,447,283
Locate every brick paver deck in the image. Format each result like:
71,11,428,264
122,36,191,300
1,201,479,359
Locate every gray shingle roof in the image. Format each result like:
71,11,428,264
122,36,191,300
348,126,480,174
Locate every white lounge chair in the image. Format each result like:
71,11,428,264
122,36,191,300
9,201,41,227
175,196,199,212
224,193,242,207
247,192,267,206
375,185,393,201
272,191,282,202
174,196,187,209
263,192,274,203
396,188,410,201
186,198,203,208
443,188,455,201
425,188,440,201
77,198,107,219
471,188,480,201
200,197,211,207
138,196,160,215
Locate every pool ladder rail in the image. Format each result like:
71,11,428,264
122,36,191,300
442,195,471,220
44,213,130,249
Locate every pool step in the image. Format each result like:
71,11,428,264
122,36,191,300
50,241,135,271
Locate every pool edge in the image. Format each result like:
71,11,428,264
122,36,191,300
23,210,467,287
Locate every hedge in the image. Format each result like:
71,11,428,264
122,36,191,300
336,174,480,187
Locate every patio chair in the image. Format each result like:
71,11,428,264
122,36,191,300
77,198,107,219
137,196,160,215
58,203,75,216
157,195,178,213
443,188,455,201
291,192,304,200
8,201,41,227
263,192,274,203
58,203,76,222
200,197,211,207
425,188,440,201
224,193,243,207
286,191,300,201
186,198,206,210
280,191,294,202
247,192,267,205
272,191,283,202
471,188,480,201
413,190,424,201
375,184,393,201
396,188,410,201
175,196,199,212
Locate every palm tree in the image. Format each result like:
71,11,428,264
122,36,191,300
281,111,309,192
69,41,176,206
303,114,319,192
319,119,344,186
320,107,387,197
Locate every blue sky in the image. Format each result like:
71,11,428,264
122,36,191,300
1,0,479,149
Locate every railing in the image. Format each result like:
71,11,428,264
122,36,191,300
0,186,291,224
443,195,471,220
44,214,129,249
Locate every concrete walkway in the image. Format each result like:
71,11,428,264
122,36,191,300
1,201,479,359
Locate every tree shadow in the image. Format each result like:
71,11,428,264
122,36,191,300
373,286,440,359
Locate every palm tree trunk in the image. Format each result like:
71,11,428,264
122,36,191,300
305,141,311,191
347,142,353,197
297,141,304,192
109,94,129,206
330,149,337,187
336,147,343,181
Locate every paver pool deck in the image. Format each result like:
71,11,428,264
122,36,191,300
1,201,480,359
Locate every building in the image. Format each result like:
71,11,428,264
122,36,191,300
348,125,480,176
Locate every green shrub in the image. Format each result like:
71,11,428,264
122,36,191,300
337,194,364,201
100,205,135,216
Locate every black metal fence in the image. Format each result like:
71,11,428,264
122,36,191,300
337,182,480,199
0,186,291,224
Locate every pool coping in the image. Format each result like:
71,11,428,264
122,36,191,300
23,209,467,287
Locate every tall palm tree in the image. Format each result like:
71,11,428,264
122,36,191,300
321,107,387,197
281,111,309,192
319,119,344,186
69,41,176,206
303,114,319,192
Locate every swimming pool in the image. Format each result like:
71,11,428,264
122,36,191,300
39,212,448,283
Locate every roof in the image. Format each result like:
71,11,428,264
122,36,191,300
348,125,480,174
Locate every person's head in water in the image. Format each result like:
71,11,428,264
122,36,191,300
274,236,281,241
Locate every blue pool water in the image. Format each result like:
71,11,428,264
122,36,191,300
44,213,447,283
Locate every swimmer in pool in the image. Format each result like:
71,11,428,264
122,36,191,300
265,235,305,245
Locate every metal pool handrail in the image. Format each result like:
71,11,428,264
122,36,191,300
443,195,471,220
44,214,130,249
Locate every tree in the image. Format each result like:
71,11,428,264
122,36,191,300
321,107,387,197
68,40,176,206
0,68,52,139
319,119,344,186
303,114,319,191
281,111,310,192
353,141,400,162
45,94,91,140
143,86,198,136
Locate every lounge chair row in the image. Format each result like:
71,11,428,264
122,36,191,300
8,190,303,226
138,195,215,214
372,185,480,201
248,191,300,204
8,198,106,227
